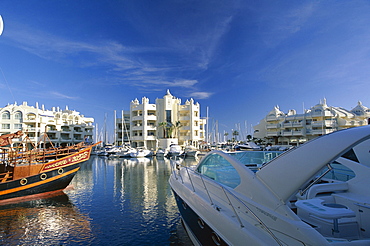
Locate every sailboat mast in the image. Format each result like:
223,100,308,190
121,110,124,146
114,110,117,146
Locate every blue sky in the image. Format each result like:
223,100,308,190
1,1,370,140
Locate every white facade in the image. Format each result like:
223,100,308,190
254,99,370,145
116,90,206,149
0,102,94,147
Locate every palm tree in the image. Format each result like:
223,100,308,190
232,130,239,142
174,121,183,139
224,132,229,142
158,122,168,138
166,122,174,138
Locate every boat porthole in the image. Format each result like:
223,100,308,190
40,173,47,180
211,232,222,246
182,201,187,210
197,218,205,229
58,168,64,174
20,178,27,186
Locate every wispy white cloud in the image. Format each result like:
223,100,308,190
258,2,318,47
188,91,213,99
3,1,241,99
50,91,78,100
4,25,207,90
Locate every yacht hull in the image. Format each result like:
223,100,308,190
172,190,228,246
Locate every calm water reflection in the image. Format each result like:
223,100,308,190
0,156,199,245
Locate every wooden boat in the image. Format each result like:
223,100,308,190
0,131,98,203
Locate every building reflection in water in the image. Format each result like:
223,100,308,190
0,156,198,245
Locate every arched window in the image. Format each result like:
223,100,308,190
2,111,10,120
14,111,23,120
27,113,36,120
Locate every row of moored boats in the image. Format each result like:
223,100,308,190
93,144,199,158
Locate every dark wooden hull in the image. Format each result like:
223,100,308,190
0,162,81,201
0,146,93,202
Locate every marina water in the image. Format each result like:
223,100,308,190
0,156,196,245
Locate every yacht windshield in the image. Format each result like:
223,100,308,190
229,151,282,167
196,153,241,188
196,151,283,188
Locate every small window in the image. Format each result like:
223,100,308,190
197,153,241,188
14,124,22,129
2,124,10,129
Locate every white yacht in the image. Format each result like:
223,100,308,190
115,147,137,158
130,147,153,158
167,144,184,157
155,148,167,158
183,146,199,158
169,125,370,245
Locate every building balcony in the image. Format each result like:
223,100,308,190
146,125,156,130
310,111,335,117
307,129,336,135
181,126,191,131
282,122,303,128
23,118,37,123
132,125,143,131
179,116,190,121
266,123,279,129
146,115,156,121
311,120,337,127
266,131,279,137
281,130,304,137
131,136,144,141
339,120,359,127
46,129,58,133
132,116,143,121
266,116,282,122
60,138,72,142
24,127,36,132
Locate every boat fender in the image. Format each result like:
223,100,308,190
20,178,27,185
40,173,47,180
58,168,64,174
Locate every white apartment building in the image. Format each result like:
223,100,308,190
0,102,94,148
253,99,370,146
116,90,206,149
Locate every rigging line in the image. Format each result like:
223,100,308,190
0,67,15,102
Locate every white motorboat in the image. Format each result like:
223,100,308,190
235,142,261,151
130,147,153,158
169,125,370,245
155,148,167,158
115,147,137,158
167,144,183,157
183,146,199,158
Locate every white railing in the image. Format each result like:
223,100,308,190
170,159,283,246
